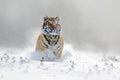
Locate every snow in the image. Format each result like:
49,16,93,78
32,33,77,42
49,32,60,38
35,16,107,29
0,44,120,80
31,49,56,61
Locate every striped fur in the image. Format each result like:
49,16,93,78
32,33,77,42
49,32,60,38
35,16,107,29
36,17,64,58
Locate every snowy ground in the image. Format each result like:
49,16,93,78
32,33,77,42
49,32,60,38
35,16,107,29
0,44,120,80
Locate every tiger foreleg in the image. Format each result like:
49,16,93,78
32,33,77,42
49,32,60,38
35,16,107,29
56,47,63,58
56,37,64,59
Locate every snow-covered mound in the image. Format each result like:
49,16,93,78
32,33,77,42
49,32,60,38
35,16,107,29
31,49,56,61
0,44,120,80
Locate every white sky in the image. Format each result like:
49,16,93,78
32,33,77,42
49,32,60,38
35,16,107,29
0,0,120,53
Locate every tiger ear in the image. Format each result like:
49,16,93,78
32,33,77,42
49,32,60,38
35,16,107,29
44,16,48,21
55,16,59,22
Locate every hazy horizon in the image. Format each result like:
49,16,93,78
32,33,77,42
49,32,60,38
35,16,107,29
0,0,120,53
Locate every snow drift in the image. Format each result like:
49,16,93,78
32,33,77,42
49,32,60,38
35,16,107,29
0,44,120,80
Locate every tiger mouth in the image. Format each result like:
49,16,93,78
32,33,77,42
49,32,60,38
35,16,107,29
42,24,61,35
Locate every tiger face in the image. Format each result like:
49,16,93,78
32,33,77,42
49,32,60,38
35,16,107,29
36,16,64,59
42,16,61,46
42,16,61,35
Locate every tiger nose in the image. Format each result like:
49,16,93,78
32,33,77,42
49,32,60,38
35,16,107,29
50,24,57,29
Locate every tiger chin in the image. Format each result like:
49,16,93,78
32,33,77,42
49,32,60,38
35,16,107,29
36,16,64,60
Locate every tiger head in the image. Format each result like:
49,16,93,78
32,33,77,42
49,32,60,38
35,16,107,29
42,16,61,35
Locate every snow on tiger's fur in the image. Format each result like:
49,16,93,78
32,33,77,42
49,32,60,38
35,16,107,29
36,16,64,61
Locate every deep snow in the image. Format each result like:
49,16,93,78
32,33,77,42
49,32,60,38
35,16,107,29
0,44,120,80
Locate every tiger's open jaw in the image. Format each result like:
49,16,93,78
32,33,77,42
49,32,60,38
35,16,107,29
42,29,60,35
42,25,61,35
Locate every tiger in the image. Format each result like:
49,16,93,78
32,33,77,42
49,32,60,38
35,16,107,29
36,16,64,59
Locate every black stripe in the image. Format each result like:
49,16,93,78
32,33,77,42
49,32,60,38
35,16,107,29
42,40,48,48
43,34,50,45
43,34,60,46
54,35,60,45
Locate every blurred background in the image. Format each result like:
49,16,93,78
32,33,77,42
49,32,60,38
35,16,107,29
0,0,120,53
